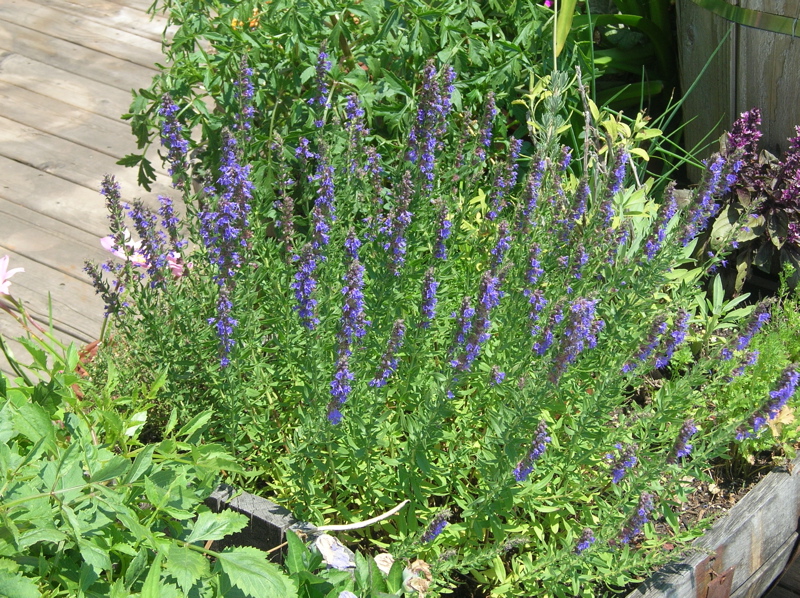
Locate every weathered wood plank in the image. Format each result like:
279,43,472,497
775,545,800,592
0,18,157,91
0,247,103,341
731,532,797,598
628,458,800,598
0,50,144,122
0,115,173,206
0,0,164,69
0,154,117,238
30,0,168,43
0,197,110,280
735,0,800,156
0,80,149,160
676,0,735,182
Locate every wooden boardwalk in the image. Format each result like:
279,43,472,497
0,0,172,373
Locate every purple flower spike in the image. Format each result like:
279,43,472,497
420,268,439,328
620,493,654,544
291,244,319,329
575,528,596,554
329,353,354,423
622,315,668,373
513,420,551,482
158,94,189,189
490,221,512,271
475,92,497,162
608,147,628,197
654,310,691,369
734,301,771,351
233,56,255,134
667,419,698,464
519,157,546,230
550,297,603,383
644,182,679,260
607,443,638,484
380,171,413,275
309,46,332,125
208,286,237,367
490,365,505,386
339,259,369,348
370,320,406,388
422,509,452,542
407,61,455,189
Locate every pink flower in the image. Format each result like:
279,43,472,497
166,253,191,278
100,231,148,268
543,0,552,6
100,232,190,279
0,255,24,295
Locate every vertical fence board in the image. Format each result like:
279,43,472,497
678,0,800,180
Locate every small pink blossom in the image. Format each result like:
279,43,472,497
166,253,191,278
100,232,189,279
100,231,148,267
543,0,552,7
0,255,24,295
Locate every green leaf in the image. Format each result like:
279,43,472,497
90,455,130,483
186,510,247,543
124,548,149,590
284,530,308,575
554,0,579,58
140,552,164,598
176,410,213,442
165,543,210,594
122,444,156,485
13,402,55,453
215,546,298,598
78,537,112,575
0,571,40,598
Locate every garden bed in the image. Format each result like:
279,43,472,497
628,456,800,598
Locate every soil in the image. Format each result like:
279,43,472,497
446,452,785,598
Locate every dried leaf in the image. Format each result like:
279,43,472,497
768,406,795,438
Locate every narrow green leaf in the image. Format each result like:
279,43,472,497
140,552,164,598
186,510,247,543
122,444,156,485
284,530,308,575
554,0,579,58
215,546,298,598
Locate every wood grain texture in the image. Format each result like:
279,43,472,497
677,0,800,181
0,0,170,374
627,458,800,598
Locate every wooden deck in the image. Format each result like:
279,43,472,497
0,0,172,373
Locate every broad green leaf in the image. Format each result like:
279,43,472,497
124,548,149,590
176,410,213,442
13,402,55,453
165,543,209,594
215,546,298,598
122,444,156,485
0,571,40,598
90,455,130,483
78,537,112,574
186,510,247,543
